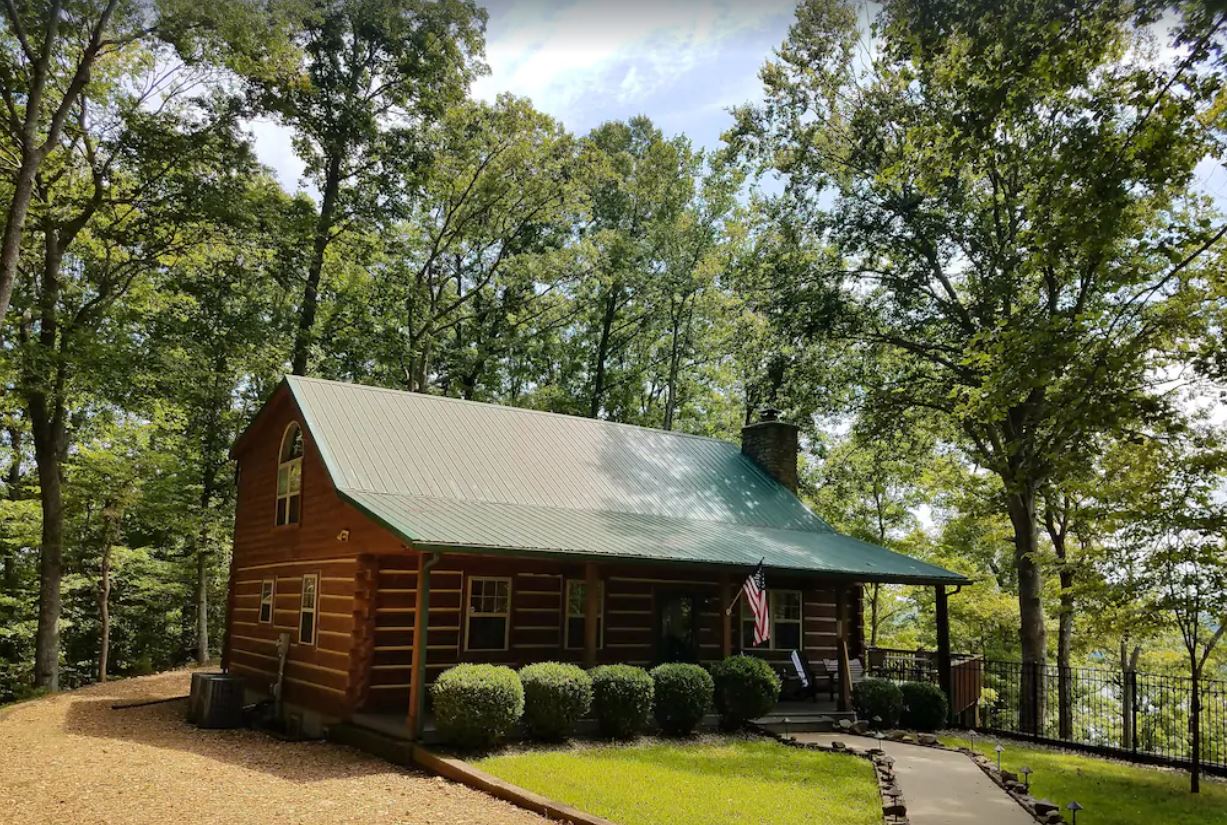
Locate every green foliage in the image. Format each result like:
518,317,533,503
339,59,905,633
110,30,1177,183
898,681,948,732
477,739,884,825
649,663,713,736
852,678,903,728
711,655,781,730
589,664,654,739
518,662,593,741
431,664,524,750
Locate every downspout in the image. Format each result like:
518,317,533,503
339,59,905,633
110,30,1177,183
408,550,442,740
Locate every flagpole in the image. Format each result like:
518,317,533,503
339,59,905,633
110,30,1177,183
724,558,766,616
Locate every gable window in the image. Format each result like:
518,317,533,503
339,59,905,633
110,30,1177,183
465,577,511,651
299,573,318,645
276,422,304,526
258,579,275,623
741,590,803,650
564,579,604,649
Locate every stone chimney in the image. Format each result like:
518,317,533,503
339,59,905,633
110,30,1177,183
741,408,799,493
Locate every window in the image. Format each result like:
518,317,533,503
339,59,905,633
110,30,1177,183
741,590,803,650
276,422,304,526
258,579,275,623
465,577,511,651
299,573,318,645
564,579,604,649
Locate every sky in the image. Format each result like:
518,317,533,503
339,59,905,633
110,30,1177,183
249,0,1227,211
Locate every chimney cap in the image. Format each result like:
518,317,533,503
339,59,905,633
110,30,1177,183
759,407,783,423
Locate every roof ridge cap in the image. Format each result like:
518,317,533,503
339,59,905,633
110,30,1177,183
287,375,736,447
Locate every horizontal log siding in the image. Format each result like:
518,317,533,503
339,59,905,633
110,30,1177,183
363,551,862,713
224,387,407,718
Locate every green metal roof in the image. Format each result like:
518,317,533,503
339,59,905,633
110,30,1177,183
283,376,966,584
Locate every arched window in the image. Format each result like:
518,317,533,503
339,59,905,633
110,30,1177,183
276,422,304,526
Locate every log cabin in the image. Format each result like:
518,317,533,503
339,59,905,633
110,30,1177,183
222,376,967,737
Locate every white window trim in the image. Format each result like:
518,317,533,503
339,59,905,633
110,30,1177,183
275,422,303,527
464,576,512,652
258,579,275,624
298,573,319,646
564,579,604,650
741,589,804,650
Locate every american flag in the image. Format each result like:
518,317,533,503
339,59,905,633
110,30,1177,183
742,559,769,647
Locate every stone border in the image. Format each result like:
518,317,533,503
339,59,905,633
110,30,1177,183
409,744,617,825
753,727,910,825
823,728,1062,825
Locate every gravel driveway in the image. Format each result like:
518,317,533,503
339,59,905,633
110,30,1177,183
0,670,546,825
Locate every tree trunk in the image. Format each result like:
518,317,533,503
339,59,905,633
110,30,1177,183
96,502,120,683
1120,640,1139,752
1190,658,1201,794
1006,487,1047,734
589,283,621,418
869,582,880,648
1043,505,1075,740
3,424,21,592
291,153,342,376
0,147,43,333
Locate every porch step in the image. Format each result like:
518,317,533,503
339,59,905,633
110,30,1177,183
752,711,858,734
327,721,415,764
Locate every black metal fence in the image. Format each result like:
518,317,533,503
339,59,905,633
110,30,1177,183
867,648,1227,774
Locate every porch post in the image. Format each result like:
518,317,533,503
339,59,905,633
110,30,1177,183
836,585,853,713
407,550,438,739
719,572,732,658
935,584,953,722
584,561,600,667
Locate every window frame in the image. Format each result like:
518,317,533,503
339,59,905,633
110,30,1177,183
298,573,319,646
740,589,804,651
563,579,604,650
258,579,275,624
275,422,304,527
464,576,512,652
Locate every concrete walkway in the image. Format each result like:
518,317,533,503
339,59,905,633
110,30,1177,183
794,734,1036,825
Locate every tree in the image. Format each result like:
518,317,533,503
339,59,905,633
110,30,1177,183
0,0,300,336
247,0,487,377
730,0,1227,714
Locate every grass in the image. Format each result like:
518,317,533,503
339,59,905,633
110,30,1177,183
944,734,1227,825
475,737,882,825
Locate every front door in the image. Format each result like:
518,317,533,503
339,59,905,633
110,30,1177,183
656,592,699,663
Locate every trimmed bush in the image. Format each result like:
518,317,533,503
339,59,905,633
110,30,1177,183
852,678,903,728
519,662,593,741
711,655,782,730
650,663,713,736
900,681,948,732
590,664,654,739
431,664,524,749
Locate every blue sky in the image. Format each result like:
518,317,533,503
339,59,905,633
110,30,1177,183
249,0,1226,207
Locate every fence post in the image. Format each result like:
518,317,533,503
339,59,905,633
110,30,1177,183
1129,670,1138,755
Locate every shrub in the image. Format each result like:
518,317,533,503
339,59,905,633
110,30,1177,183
900,681,948,732
711,655,781,730
650,663,713,736
431,664,524,749
519,662,593,741
852,678,903,728
590,664,654,739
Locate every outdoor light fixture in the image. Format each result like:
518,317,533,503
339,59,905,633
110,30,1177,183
782,717,791,738
995,742,1004,771
1066,800,1083,824
1020,766,1033,792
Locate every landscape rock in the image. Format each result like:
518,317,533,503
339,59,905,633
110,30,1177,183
1044,813,1064,824
838,719,853,730
1000,769,1018,783
917,734,938,746
850,720,869,734
1032,799,1059,816
830,741,846,751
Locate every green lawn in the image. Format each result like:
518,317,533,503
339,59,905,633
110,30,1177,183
475,738,882,825
944,735,1227,825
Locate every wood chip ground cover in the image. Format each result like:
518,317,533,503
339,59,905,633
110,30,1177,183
476,737,883,825
0,671,545,825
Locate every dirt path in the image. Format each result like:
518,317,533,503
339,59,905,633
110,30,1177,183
794,733,1037,825
0,671,545,825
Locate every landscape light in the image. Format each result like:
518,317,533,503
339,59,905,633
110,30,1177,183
1066,800,1083,825
1020,766,1033,792
995,742,1004,771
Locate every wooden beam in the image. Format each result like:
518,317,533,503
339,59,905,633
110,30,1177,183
935,584,952,723
836,585,852,712
407,551,437,738
720,573,732,658
584,562,600,667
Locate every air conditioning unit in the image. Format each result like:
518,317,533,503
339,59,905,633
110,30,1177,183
188,672,244,728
